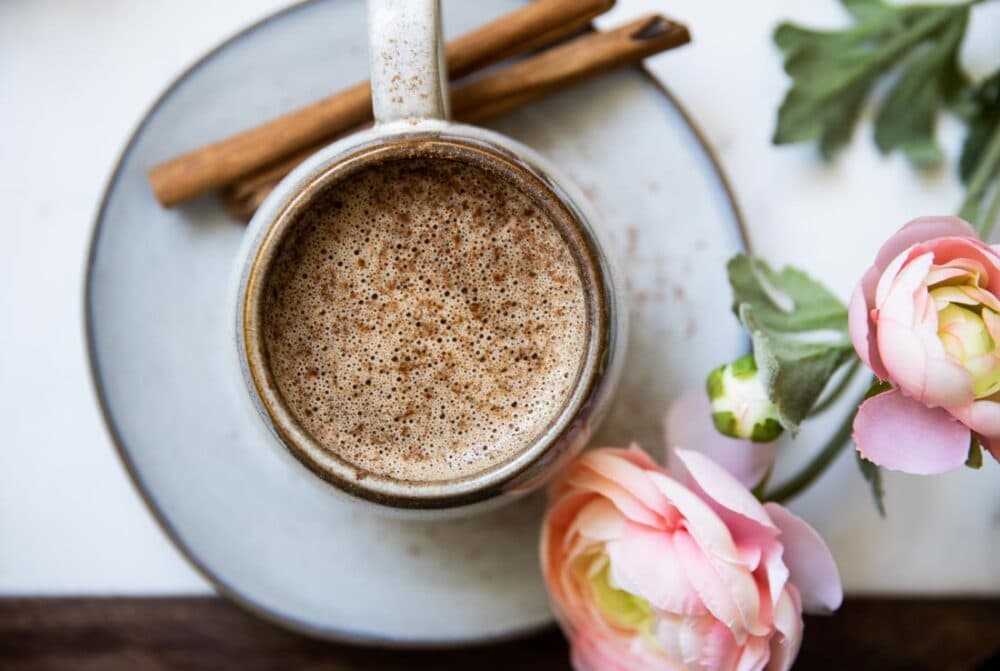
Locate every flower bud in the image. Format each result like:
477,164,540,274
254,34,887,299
706,355,783,442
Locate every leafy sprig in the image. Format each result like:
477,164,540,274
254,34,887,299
713,0,999,512
774,0,980,164
958,72,1000,232
727,255,854,434
774,0,1000,235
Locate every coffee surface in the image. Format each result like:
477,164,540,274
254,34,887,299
260,157,589,483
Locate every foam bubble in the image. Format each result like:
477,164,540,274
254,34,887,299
261,157,589,482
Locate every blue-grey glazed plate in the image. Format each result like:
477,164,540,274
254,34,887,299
86,0,746,646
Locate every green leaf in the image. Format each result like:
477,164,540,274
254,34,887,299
727,255,850,333
727,255,854,432
820,78,876,161
741,306,854,432
841,0,895,24
958,71,1000,184
956,70,1000,235
863,378,892,401
874,9,968,167
966,436,984,469
773,0,975,166
856,451,886,516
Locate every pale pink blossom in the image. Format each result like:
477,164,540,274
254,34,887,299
541,446,841,671
849,216,1000,473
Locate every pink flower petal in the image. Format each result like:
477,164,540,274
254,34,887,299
858,265,882,316
645,475,766,638
738,544,762,571
606,523,706,615
948,398,1000,439
673,530,753,637
853,388,970,474
924,237,1000,295
872,216,978,271
647,471,741,564
876,252,974,407
763,503,843,614
925,263,979,288
767,588,803,671
542,491,592,556
675,449,777,534
568,498,627,544
581,450,677,521
760,542,790,609
874,248,919,308
541,491,596,605
547,445,660,502
570,628,664,671
664,390,776,489
877,317,973,407
956,285,1000,313
849,281,889,380
566,466,665,529
659,618,739,671
734,636,770,671
752,570,775,631
982,307,1000,345
618,443,665,471
672,448,781,565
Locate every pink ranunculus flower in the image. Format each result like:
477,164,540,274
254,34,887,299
541,446,842,671
849,216,1000,473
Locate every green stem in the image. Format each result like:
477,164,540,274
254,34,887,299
751,465,773,500
960,120,1000,235
865,8,961,75
766,377,884,503
982,180,1000,240
763,389,863,503
806,5,966,112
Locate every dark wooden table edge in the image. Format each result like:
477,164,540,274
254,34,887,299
1,596,998,670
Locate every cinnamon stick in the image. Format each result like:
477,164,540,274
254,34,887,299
148,0,616,207
222,15,690,221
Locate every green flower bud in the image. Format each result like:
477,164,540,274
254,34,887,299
706,355,783,442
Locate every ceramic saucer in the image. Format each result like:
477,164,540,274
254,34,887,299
86,0,746,645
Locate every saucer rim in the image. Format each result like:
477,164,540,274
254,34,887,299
83,0,749,648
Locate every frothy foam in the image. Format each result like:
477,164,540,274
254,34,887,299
260,156,589,483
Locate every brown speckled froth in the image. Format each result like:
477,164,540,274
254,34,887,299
259,156,589,483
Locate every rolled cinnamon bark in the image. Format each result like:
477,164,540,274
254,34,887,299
148,0,617,207
221,15,690,221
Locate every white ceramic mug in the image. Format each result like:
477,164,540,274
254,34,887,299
232,0,626,516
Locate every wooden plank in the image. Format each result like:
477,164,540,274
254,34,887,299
0,597,997,670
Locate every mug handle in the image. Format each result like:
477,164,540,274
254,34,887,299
367,0,450,124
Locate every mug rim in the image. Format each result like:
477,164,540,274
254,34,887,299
236,128,618,510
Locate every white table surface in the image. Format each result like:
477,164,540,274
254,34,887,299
2,0,998,596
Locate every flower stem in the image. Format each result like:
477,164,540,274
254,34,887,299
979,172,1000,240
763,390,863,503
751,465,773,500
960,120,1000,237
